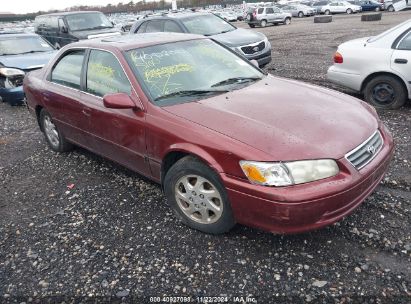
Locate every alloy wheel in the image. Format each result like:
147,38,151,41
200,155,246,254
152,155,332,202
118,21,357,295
174,175,223,224
44,115,60,147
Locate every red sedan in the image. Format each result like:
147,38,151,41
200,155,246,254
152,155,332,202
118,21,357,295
23,33,394,234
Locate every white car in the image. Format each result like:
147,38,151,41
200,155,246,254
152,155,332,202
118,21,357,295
327,19,411,109
321,1,362,14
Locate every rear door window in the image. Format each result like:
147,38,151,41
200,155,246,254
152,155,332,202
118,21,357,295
266,8,275,14
398,32,411,50
51,50,85,89
258,8,264,14
86,49,131,97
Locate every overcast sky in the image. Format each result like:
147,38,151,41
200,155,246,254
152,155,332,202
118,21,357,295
2,0,122,14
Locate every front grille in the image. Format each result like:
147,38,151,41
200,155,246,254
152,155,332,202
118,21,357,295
241,41,265,55
345,130,383,170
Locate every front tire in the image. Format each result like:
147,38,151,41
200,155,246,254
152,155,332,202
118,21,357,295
248,23,256,28
324,9,331,15
284,17,291,25
387,5,394,12
298,11,304,18
364,75,407,109
346,8,353,14
40,109,73,152
375,7,380,11
164,156,235,234
260,19,267,27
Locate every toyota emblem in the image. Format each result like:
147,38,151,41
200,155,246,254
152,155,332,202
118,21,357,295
367,145,376,155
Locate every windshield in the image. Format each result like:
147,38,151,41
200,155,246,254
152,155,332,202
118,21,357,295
66,13,113,31
126,39,264,106
181,14,235,36
0,36,53,55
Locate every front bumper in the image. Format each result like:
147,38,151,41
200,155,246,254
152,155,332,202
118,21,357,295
222,125,394,234
0,86,25,105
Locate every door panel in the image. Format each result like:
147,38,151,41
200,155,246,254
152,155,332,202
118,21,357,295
47,49,91,146
391,32,411,93
81,49,149,175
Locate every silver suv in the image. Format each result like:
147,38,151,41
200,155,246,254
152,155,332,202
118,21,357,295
246,6,292,28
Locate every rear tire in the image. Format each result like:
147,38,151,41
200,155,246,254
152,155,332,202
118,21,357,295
324,9,331,15
164,156,235,234
298,11,304,18
375,7,380,11
40,109,73,152
387,5,394,12
248,23,256,28
346,8,353,14
364,75,407,109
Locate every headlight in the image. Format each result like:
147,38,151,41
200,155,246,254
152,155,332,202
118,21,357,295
239,159,339,187
0,67,25,77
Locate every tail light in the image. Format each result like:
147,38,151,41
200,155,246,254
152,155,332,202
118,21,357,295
334,51,343,64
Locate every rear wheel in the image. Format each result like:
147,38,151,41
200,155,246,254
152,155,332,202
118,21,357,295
364,75,407,109
387,5,394,12
346,8,353,14
260,19,267,27
40,109,73,152
324,9,331,15
298,11,304,18
164,156,235,234
248,23,256,28
375,7,380,11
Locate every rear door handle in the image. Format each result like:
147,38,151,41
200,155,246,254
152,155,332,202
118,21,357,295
394,58,408,64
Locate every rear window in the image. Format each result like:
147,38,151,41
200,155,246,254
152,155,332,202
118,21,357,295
181,14,235,36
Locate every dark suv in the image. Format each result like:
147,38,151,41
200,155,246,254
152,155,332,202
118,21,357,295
35,11,121,49
129,12,271,67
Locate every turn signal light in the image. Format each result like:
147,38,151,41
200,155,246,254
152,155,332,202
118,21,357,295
334,52,343,64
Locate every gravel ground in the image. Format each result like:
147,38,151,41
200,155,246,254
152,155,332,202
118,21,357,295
1,11,411,304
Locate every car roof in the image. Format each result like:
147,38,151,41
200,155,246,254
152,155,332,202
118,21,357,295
37,11,103,17
139,12,212,21
67,32,205,52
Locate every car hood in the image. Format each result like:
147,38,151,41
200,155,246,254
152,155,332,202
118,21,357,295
0,50,57,71
73,28,121,39
211,28,265,47
163,75,378,161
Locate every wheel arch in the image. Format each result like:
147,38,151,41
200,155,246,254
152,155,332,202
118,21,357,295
160,145,224,188
361,71,409,97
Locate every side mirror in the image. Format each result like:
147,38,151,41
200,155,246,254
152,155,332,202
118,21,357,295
61,26,68,33
250,59,259,68
103,93,139,109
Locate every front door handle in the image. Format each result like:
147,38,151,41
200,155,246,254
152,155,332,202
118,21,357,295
394,58,408,64
82,108,91,117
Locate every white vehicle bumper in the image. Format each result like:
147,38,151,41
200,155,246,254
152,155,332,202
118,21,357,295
327,66,363,92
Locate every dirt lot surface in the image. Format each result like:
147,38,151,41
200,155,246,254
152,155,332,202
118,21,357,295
1,11,410,303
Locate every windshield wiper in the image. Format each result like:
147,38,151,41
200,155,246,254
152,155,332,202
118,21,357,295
12,50,50,55
154,89,229,101
211,77,262,88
